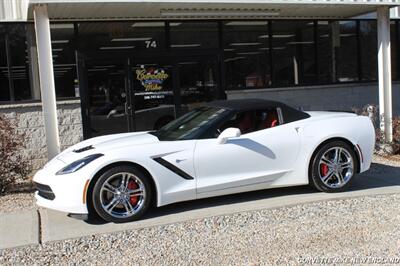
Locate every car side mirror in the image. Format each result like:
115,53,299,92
217,128,241,144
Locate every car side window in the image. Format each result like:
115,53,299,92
214,108,281,137
255,108,280,131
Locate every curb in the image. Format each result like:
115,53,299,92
0,209,39,250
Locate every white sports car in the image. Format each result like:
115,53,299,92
33,99,375,223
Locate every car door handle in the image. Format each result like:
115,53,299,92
176,159,187,163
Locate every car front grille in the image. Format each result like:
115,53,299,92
34,182,55,200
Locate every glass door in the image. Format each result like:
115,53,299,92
85,59,132,137
130,60,175,131
130,55,221,131
78,53,222,138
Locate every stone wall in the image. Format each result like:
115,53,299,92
0,99,83,171
227,82,400,115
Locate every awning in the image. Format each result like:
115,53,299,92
26,0,400,21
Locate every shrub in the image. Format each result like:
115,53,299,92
0,114,31,193
389,117,400,154
372,117,400,155
352,104,400,155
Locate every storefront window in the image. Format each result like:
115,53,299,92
360,21,377,81
2,19,398,103
223,21,270,90
0,24,34,102
51,23,77,98
318,21,358,84
179,58,219,109
272,21,316,87
0,26,9,101
391,21,399,81
170,22,219,49
77,22,165,52
10,25,32,100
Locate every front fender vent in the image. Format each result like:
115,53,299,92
73,145,94,153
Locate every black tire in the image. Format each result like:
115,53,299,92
91,165,153,223
310,141,358,193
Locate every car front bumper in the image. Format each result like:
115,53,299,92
33,167,89,215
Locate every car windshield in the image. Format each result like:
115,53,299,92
153,107,229,141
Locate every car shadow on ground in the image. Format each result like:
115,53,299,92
85,162,400,225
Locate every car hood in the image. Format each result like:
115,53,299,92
56,132,159,164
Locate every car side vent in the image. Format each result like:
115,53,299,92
73,145,94,153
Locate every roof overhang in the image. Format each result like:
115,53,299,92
0,0,29,22
25,0,400,21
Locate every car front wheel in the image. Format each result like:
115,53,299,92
310,141,358,192
92,165,152,223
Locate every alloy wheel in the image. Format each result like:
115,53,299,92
318,147,354,189
99,172,146,218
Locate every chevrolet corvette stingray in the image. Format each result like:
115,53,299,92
33,99,375,223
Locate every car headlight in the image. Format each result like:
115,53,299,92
56,154,103,175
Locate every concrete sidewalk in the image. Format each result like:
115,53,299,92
0,210,39,249
1,162,400,250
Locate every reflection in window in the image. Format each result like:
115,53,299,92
0,24,34,101
78,22,165,52
360,21,377,81
391,21,399,81
154,107,227,141
318,21,358,83
87,61,129,136
170,22,218,49
0,27,9,101
51,23,77,98
272,21,316,86
131,62,175,131
223,21,270,90
179,59,218,108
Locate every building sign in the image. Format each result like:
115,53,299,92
135,66,169,92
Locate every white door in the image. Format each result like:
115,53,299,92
194,123,301,197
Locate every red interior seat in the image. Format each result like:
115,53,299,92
263,111,279,129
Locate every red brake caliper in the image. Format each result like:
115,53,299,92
127,181,139,206
320,164,329,176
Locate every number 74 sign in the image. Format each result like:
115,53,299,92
145,40,157,48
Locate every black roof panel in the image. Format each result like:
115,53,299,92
206,99,310,123
206,99,285,111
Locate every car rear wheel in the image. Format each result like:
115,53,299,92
92,165,152,223
310,141,358,192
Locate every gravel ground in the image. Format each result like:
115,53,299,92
373,154,400,167
0,192,35,214
1,194,400,265
0,155,399,265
